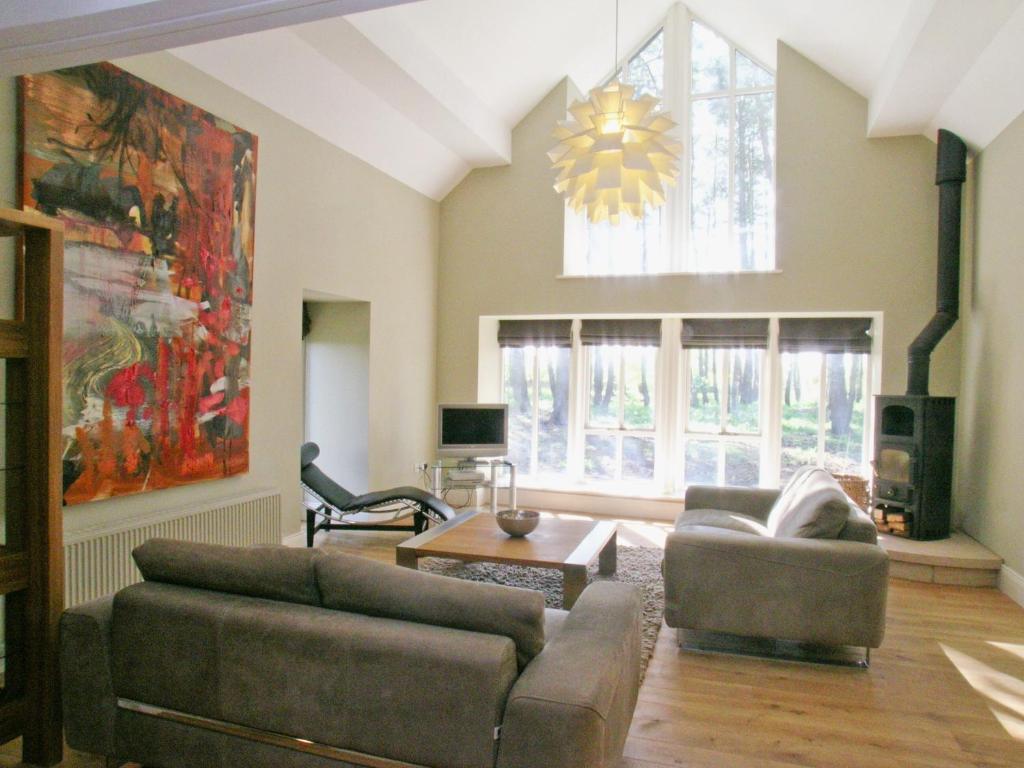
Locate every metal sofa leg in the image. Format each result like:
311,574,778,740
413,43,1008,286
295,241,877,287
306,507,317,547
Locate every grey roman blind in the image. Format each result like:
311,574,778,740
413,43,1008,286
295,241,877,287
778,317,873,354
579,319,662,347
497,319,573,348
680,318,769,349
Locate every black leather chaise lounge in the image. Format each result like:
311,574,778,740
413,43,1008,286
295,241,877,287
301,442,454,547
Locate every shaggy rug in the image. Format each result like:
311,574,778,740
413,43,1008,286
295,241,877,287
420,545,664,676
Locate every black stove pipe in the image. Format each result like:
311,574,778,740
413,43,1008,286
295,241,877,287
906,129,968,396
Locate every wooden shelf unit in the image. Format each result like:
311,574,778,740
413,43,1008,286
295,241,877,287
0,207,64,766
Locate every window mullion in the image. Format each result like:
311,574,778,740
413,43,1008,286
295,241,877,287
727,43,737,272
817,354,827,468
679,345,691,489
670,3,691,272
763,319,782,486
568,327,585,482
718,349,729,434
530,350,541,476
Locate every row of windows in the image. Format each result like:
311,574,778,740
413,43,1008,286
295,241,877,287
501,326,871,494
569,10,776,276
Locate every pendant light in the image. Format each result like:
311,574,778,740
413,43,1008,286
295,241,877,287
548,0,681,224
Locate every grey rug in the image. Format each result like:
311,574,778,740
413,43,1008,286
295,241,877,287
420,545,664,676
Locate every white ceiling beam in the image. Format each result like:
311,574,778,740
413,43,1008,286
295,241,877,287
169,28,470,200
928,1,1024,150
298,16,511,165
867,0,1024,143
0,0,421,77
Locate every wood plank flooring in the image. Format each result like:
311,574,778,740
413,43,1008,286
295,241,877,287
5,512,1024,767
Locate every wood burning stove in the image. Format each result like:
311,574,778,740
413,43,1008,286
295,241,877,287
872,396,954,539
870,129,966,540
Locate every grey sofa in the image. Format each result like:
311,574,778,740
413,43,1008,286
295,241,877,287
663,467,889,654
61,539,642,768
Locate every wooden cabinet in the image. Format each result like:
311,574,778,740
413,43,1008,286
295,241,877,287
0,207,64,766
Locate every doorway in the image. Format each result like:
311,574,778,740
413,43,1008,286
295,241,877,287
302,298,371,495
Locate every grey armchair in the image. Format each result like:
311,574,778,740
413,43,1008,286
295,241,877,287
663,468,889,663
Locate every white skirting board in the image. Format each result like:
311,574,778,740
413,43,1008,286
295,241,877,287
63,488,281,608
999,564,1024,608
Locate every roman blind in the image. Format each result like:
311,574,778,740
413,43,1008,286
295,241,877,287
680,318,770,349
579,319,662,347
778,317,873,354
497,319,573,348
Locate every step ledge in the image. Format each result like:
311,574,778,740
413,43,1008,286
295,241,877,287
878,531,1002,571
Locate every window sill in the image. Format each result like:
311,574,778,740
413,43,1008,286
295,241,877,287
557,270,783,280
516,479,685,502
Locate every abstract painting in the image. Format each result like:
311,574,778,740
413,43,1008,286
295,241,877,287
19,63,257,505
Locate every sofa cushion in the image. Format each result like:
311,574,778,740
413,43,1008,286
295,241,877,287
675,509,770,536
767,468,850,539
112,580,517,768
133,539,321,606
316,550,546,668
764,465,815,525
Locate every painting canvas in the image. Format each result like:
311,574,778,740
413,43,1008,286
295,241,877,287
19,63,257,505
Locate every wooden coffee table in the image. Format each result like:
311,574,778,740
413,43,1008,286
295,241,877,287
396,509,617,608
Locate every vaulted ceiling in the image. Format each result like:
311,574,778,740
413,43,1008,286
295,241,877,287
3,1,1023,200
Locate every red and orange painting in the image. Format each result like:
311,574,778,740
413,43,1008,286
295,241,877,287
19,63,257,505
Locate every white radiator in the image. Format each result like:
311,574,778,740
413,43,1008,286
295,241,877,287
63,489,282,607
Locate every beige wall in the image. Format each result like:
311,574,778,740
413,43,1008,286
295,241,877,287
956,110,1024,574
437,42,960,406
0,53,439,540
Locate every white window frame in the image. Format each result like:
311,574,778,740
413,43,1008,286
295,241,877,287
568,3,777,277
492,313,877,495
778,349,872,480
686,15,776,273
580,344,660,484
679,346,769,487
500,344,571,480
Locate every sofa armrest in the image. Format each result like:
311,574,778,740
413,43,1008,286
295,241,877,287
838,507,879,544
683,485,780,522
496,582,641,768
60,596,117,757
663,528,888,648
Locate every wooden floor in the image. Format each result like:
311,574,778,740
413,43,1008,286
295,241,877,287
6,512,1024,767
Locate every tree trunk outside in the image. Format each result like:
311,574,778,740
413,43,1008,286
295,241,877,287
548,350,570,426
509,349,531,416
827,355,853,437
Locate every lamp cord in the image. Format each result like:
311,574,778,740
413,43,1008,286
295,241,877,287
614,0,620,76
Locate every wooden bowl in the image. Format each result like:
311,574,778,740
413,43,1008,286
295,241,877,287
496,509,540,537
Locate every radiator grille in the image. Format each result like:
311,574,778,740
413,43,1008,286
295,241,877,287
63,490,281,607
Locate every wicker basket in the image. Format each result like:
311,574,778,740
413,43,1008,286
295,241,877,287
832,473,870,512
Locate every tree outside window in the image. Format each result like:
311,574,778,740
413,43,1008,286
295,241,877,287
572,12,775,276
780,352,868,482
584,346,657,482
683,348,763,487
502,346,570,479
584,30,666,276
690,21,775,272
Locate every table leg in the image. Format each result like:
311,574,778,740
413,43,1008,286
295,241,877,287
563,565,587,609
598,530,617,575
396,548,419,570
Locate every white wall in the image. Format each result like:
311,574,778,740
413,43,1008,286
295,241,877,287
0,53,439,540
956,109,1024,575
304,301,370,493
437,43,960,409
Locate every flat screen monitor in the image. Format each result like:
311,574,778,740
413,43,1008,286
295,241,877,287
437,404,508,458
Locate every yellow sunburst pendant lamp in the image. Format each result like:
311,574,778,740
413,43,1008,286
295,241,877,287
548,1,681,225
